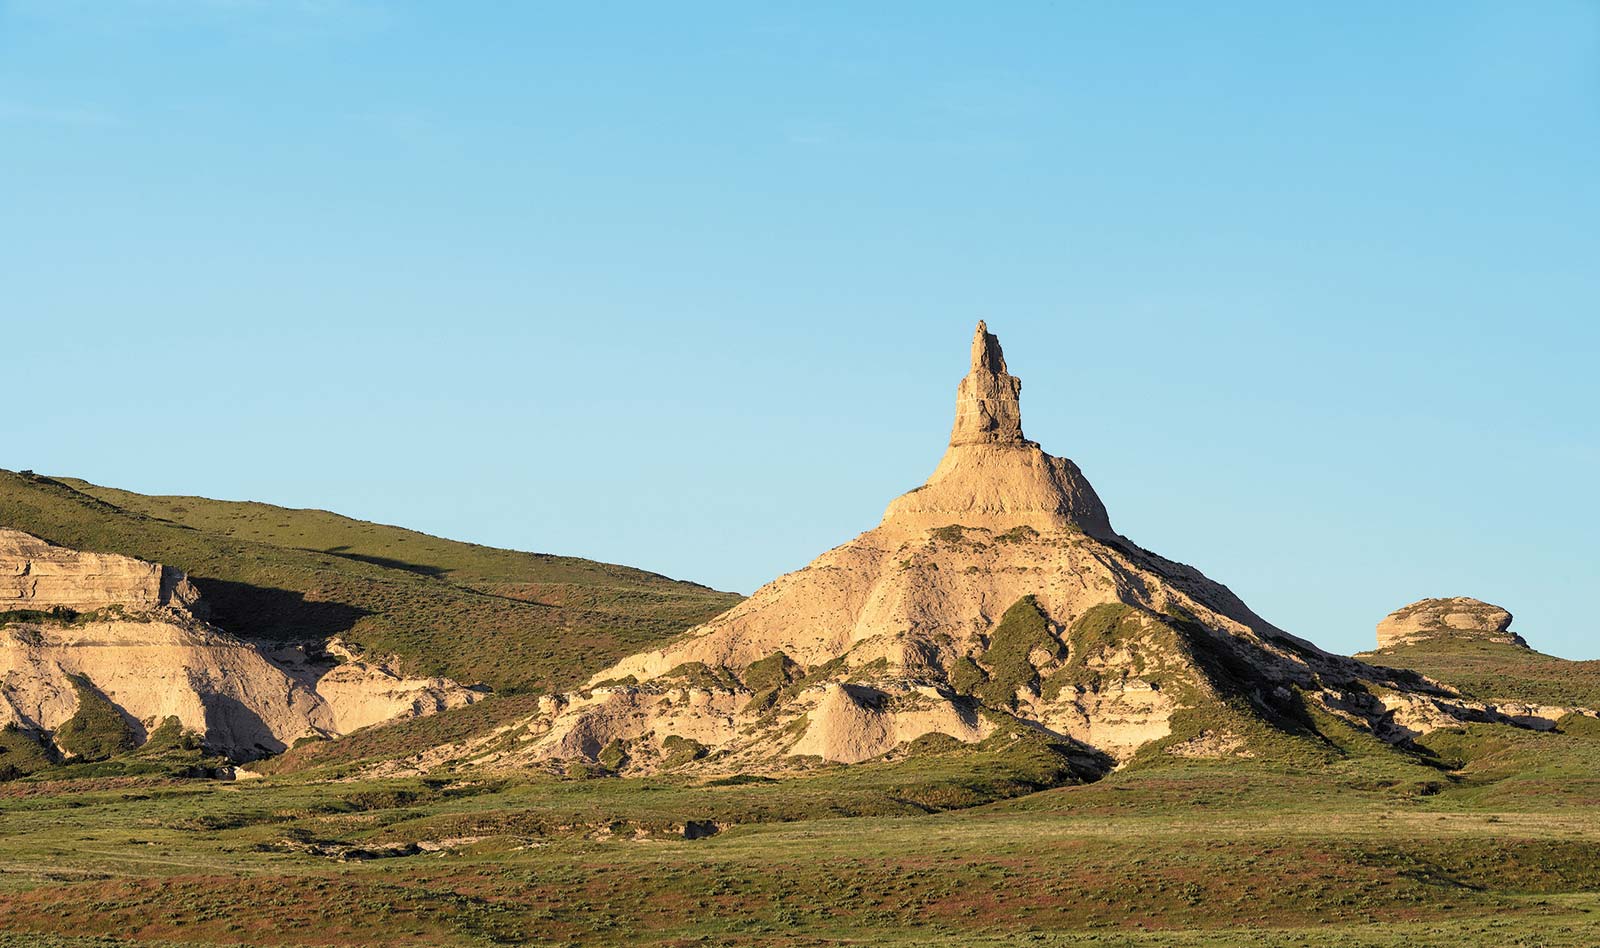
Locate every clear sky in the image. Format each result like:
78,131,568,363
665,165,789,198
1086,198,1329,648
4,2,1597,659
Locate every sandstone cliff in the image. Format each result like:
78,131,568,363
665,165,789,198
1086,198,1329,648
0,529,479,760
2,528,200,614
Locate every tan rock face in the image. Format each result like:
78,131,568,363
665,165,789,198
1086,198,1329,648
0,530,479,759
788,682,988,763
0,618,331,757
1376,597,1524,650
1,528,199,614
442,325,1242,771
950,321,1028,447
881,322,1114,539
311,638,480,734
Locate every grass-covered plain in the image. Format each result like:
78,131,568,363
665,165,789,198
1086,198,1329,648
5,714,1600,947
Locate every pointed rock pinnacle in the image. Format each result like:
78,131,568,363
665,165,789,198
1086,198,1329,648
950,321,1028,446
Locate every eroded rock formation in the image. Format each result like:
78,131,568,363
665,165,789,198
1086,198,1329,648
400,324,1590,777
2,528,200,614
0,529,479,760
950,320,1028,446
1376,597,1525,650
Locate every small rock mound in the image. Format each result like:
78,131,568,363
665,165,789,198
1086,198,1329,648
1376,597,1525,650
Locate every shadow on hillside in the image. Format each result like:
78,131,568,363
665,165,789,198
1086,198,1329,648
193,578,371,643
201,691,284,760
320,546,449,579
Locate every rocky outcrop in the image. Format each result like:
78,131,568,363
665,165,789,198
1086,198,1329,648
886,322,1113,538
308,639,481,734
950,321,1028,446
0,531,480,760
1375,597,1525,650
788,682,988,763
1,528,199,614
431,323,1577,777
1,617,330,757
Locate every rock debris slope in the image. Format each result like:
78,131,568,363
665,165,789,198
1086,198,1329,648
394,324,1595,775
0,529,478,759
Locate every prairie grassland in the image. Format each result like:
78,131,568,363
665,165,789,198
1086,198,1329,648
4,741,1600,947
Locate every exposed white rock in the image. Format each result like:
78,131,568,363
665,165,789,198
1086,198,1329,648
0,616,329,756
0,530,480,759
787,682,988,764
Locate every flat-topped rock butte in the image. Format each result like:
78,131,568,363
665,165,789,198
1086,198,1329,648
400,323,1592,777
1376,597,1526,650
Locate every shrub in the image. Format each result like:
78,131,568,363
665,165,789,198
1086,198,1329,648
0,723,55,779
949,656,987,695
704,773,776,787
598,738,628,770
995,525,1039,543
742,652,799,693
0,606,81,626
137,715,203,755
54,674,137,761
661,735,708,768
659,662,740,690
973,596,1060,709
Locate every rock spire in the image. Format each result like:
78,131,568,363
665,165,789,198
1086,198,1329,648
458,321,1573,777
879,321,1112,538
950,320,1031,447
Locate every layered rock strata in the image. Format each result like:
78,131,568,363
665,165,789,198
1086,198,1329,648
1376,597,1526,650
0,529,479,759
1,528,199,614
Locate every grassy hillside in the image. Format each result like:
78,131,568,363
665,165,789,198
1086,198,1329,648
252,693,548,776
1360,638,1600,709
0,470,739,693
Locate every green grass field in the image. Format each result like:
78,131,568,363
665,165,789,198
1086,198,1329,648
5,740,1600,946
4,702,1600,947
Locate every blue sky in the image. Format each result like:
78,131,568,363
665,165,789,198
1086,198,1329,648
4,2,1597,658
